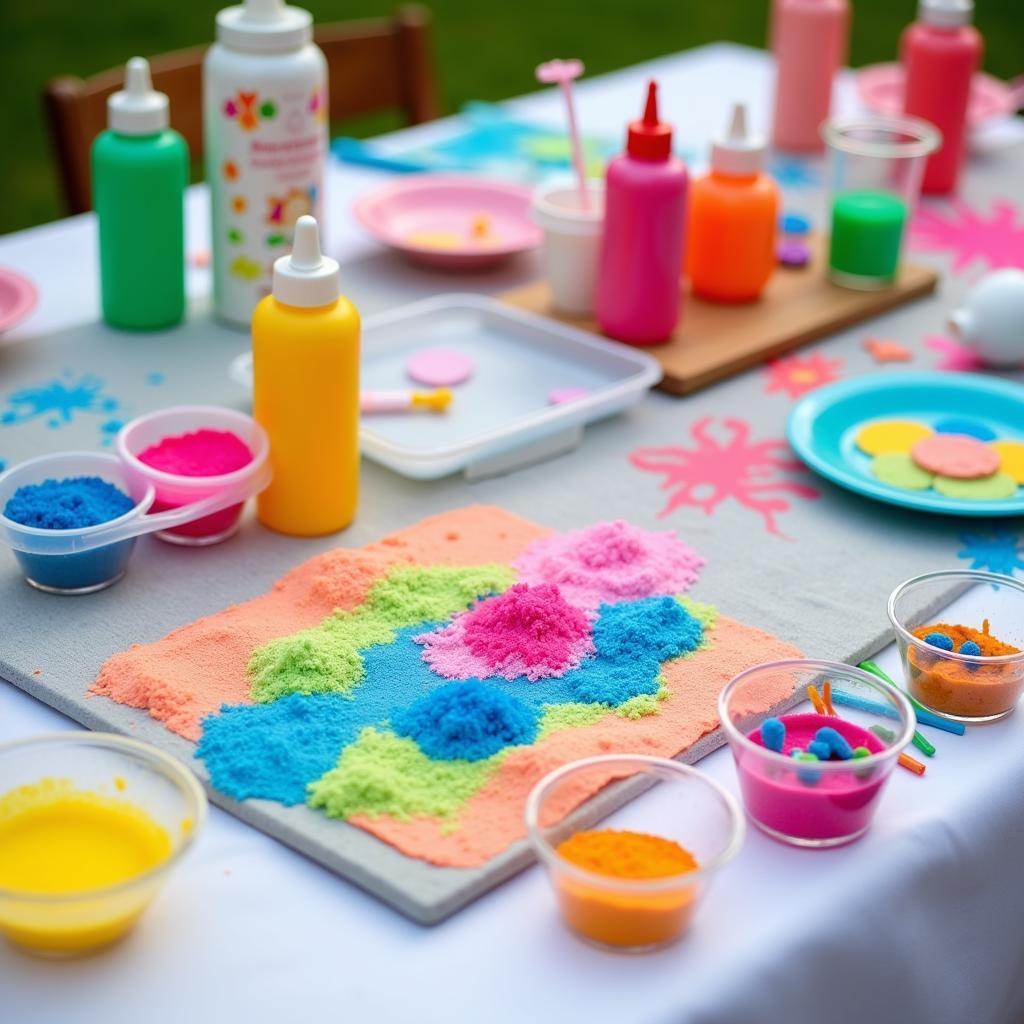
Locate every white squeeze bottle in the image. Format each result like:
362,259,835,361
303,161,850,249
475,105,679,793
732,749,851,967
204,0,329,326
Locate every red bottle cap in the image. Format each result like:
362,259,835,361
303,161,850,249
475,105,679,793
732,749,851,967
626,80,673,161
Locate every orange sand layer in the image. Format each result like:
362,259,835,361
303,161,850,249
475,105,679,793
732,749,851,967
91,506,551,740
350,613,800,867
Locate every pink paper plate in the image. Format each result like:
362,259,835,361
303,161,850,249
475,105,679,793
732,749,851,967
353,175,542,269
856,63,1024,128
0,266,38,337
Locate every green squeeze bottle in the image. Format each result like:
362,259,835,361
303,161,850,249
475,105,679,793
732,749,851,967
92,57,188,329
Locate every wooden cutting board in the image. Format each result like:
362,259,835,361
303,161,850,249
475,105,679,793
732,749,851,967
500,234,938,396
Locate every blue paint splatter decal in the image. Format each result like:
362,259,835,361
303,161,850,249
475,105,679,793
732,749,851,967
1,373,126,445
769,156,821,189
1,374,120,428
958,527,1024,578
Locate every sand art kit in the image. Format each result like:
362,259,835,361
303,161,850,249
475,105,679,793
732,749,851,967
91,507,799,886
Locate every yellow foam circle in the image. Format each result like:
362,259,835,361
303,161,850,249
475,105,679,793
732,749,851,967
856,420,932,457
991,441,1024,485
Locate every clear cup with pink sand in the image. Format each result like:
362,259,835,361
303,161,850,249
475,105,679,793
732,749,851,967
117,406,271,546
718,660,914,848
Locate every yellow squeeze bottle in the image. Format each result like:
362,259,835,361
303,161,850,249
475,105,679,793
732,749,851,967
253,215,360,535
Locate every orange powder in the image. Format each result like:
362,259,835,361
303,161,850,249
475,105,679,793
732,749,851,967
908,621,1024,719
552,829,699,949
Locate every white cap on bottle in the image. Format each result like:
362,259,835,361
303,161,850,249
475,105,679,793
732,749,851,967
918,0,973,28
710,102,764,176
272,216,340,308
216,0,312,53
108,58,169,135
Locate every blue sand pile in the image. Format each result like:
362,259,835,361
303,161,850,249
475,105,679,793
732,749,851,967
4,476,134,529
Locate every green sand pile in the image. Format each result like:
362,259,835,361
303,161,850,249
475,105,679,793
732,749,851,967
249,563,515,702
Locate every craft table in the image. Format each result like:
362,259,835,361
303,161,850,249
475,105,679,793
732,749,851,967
2,44,1024,1023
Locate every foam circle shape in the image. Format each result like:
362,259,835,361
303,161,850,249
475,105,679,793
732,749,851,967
856,420,932,456
406,348,475,387
991,441,1024,484
934,472,1018,500
933,417,997,442
911,434,1001,479
870,452,933,490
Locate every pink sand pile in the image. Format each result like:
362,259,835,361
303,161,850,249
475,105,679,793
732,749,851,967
138,428,253,477
417,582,594,682
512,520,705,610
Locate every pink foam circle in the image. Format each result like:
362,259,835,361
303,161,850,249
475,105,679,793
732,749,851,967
910,433,1001,479
406,348,475,387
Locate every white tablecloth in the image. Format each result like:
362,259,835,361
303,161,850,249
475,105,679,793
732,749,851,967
2,44,1024,1024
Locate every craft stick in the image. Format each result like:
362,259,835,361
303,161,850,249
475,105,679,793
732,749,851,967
897,751,927,776
834,689,935,755
870,724,926,776
857,660,967,736
911,731,937,757
807,684,826,715
822,680,837,717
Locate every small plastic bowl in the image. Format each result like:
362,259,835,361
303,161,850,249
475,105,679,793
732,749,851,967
888,570,1024,723
0,732,206,957
117,405,270,545
719,660,914,848
0,452,155,594
525,755,744,953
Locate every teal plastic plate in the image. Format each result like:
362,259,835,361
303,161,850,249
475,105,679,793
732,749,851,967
787,372,1024,517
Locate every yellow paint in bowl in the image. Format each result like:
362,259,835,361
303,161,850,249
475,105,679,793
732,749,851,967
0,733,206,957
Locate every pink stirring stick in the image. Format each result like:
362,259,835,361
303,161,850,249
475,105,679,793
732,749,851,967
535,58,589,212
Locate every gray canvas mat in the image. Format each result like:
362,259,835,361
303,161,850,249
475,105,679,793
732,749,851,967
1,157,1021,922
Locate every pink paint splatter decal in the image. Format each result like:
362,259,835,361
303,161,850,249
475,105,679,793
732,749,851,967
512,519,705,610
911,198,1024,272
630,417,820,538
925,334,983,372
763,352,843,399
417,583,595,681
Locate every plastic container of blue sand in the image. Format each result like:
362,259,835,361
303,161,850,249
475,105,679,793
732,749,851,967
0,452,155,594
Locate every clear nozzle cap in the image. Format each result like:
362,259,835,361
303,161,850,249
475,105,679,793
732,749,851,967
272,216,340,308
107,57,170,135
216,0,312,52
710,102,765,176
918,0,973,27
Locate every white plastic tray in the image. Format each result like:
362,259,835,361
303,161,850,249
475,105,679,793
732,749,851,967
232,293,662,479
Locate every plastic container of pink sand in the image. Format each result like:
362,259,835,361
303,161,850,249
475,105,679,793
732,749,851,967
116,406,271,546
718,661,914,848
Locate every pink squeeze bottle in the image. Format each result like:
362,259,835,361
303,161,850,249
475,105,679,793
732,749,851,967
769,0,850,152
901,0,983,195
596,81,688,346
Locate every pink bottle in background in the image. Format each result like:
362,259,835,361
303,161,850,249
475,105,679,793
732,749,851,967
901,0,983,195
596,81,688,346
769,0,850,152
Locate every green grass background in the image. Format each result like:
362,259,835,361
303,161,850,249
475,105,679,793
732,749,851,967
0,0,1020,235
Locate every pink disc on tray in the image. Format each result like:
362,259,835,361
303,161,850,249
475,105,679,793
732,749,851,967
353,175,543,270
406,348,475,387
911,433,1001,479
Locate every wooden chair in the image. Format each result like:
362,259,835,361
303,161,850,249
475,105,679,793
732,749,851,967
43,4,441,215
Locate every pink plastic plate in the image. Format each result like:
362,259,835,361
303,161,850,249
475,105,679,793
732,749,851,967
0,266,38,337
856,63,1024,128
353,175,542,269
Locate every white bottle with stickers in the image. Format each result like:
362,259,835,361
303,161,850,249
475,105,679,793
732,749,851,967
204,0,328,326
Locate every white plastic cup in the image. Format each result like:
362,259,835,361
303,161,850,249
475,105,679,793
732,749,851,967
530,182,604,316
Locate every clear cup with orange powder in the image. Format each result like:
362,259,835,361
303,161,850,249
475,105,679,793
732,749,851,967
524,755,744,952
888,570,1024,723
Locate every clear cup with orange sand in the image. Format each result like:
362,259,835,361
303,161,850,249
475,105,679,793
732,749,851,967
888,570,1024,723
0,732,206,957
524,755,744,952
